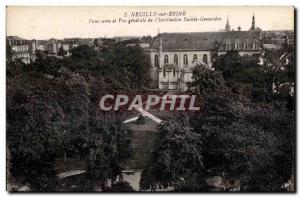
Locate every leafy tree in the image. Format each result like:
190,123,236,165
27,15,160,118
7,73,65,190
213,51,273,102
140,114,205,191
57,47,67,56
190,92,294,191
70,45,98,60
188,64,226,95
85,113,132,186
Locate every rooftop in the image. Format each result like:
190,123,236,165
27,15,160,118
151,31,261,51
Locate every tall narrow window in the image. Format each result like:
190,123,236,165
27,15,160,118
244,39,249,50
203,54,208,64
163,68,166,77
174,54,178,65
253,39,259,50
193,54,198,62
183,54,188,65
154,55,159,67
253,39,256,50
173,68,176,76
235,39,240,50
226,39,231,50
164,55,169,64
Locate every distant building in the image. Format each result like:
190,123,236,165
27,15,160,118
7,36,31,64
113,36,139,42
262,43,281,50
261,30,294,47
147,15,261,91
126,43,150,48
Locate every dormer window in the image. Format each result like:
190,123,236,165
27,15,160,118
253,39,259,50
226,39,231,50
234,39,240,50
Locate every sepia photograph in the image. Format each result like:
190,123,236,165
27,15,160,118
6,6,295,192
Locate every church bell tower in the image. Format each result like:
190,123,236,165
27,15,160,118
225,15,230,32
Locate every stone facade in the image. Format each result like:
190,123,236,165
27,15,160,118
147,30,261,91
7,36,31,64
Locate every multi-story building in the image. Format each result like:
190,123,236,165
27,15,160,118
147,15,261,91
7,36,31,64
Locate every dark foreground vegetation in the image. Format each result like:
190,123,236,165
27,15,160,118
7,39,295,192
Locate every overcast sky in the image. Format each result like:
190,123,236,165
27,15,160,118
6,6,294,40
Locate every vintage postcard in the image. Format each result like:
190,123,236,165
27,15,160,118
6,6,295,192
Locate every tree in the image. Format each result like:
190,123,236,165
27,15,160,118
191,94,294,191
7,73,65,190
188,64,227,95
85,112,132,189
216,121,281,191
213,51,273,102
70,45,98,60
188,64,294,191
57,47,67,56
140,114,205,191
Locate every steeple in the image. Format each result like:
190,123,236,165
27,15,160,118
225,15,230,32
250,13,255,30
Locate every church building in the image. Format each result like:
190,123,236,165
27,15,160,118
147,15,261,91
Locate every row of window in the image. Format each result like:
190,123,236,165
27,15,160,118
9,40,27,45
12,45,29,52
225,39,259,50
155,54,208,67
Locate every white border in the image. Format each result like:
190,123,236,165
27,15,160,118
1,0,298,197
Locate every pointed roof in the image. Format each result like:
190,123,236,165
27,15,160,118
225,15,231,32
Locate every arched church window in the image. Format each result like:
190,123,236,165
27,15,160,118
226,39,231,50
235,39,240,50
183,54,188,65
174,54,178,65
203,54,208,64
193,54,198,62
164,55,169,64
154,55,159,67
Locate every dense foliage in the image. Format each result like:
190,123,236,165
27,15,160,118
6,38,295,192
140,114,205,191
7,40,150,191
140,46,295,191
